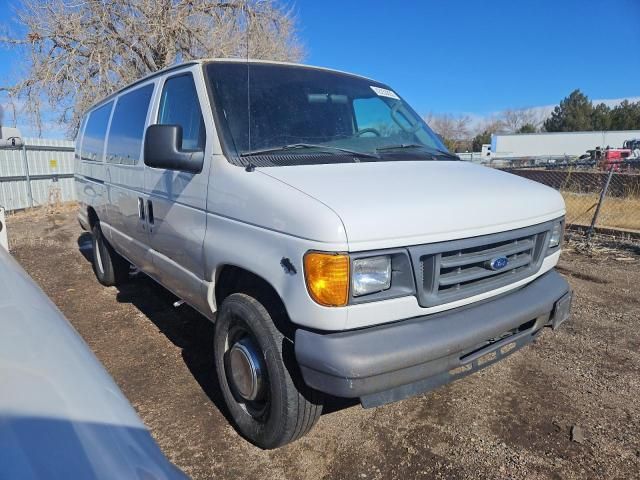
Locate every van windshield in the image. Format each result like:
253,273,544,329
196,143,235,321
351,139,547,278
206,62,452,165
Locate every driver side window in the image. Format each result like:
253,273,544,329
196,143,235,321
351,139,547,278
158,74,206,151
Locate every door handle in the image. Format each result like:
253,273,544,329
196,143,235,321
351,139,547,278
137,197,145,220
147,200,154,226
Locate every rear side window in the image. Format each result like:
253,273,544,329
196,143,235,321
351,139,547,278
81,102,113,162
106,84,155,165
75,115,88,160
158,74,205,150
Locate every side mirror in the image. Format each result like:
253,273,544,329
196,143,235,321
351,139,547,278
144,124,203,173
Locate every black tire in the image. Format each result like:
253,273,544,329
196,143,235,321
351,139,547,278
91,223,129,287
214,293,323,449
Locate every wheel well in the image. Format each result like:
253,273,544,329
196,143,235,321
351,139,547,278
215,265,294,338
87,207,99,229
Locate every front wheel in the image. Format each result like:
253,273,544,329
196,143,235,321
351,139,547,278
91,223,129,286
214,293,323,449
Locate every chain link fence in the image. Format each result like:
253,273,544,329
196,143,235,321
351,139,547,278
500,159,640,243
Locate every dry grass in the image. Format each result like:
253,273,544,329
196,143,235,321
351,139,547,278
563,191,640,232
6,201,78,219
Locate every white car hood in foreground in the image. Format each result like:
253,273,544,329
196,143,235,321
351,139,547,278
259,160,565,250
0,247,185,479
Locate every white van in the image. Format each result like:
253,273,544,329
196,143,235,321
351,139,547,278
75,59,572,449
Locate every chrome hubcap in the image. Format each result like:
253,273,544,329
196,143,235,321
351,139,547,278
228,338,264,401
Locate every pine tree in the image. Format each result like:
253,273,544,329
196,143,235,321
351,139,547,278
543,90,594,132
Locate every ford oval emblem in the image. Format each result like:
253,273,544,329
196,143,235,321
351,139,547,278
489,256,509,271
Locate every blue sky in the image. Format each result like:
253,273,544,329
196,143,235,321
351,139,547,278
298,0,640,115
1,0,639,137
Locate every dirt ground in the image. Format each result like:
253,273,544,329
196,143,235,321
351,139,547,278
7,208,640,480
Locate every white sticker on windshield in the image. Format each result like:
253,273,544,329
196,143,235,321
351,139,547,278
370,86,400,100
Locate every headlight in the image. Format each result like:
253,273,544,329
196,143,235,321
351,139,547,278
352,255,391,297
549,220,563,249
304,252,350,306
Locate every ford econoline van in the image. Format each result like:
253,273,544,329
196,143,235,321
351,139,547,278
75,59,572,449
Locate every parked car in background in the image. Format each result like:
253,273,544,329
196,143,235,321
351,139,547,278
599,146,631,171
75,59,572,449
0,246,185,479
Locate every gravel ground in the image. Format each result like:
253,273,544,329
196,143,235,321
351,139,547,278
7,208,640,480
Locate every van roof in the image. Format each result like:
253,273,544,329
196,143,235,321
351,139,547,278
85,59,378,114
201,58,377,83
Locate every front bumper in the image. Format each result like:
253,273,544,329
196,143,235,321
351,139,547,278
295,269,571,408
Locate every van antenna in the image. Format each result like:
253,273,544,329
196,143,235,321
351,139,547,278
245,4,252,154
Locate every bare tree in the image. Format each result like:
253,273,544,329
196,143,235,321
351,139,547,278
424,112,472,151
473,117,503,136
499,108,541,133
0,0,303,137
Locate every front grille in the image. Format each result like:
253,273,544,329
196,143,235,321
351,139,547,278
408,222,552,307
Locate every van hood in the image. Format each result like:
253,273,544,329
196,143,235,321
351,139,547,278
258,160,565,250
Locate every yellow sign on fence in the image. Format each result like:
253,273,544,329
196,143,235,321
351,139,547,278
49,159,58,169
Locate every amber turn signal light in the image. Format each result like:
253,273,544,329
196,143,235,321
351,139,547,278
304,252,350,307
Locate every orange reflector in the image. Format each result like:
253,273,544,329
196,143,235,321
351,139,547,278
304,252,350,307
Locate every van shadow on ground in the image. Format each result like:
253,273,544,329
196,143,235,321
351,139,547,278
77,231,234,426
77,233,355,424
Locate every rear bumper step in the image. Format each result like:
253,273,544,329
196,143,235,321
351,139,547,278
294,270,572,407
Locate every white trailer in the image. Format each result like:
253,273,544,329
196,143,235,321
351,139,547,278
491,130,640,159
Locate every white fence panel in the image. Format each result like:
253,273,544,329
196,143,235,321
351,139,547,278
0,180,31,211
0,148,25,177
0,137,76,211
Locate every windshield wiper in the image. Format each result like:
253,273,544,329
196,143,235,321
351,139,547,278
376,144,460,160
240,143,379,158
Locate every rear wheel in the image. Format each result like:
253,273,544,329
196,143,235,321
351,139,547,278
91,223,129,286
214,293,323,449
